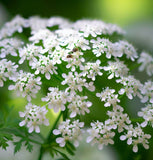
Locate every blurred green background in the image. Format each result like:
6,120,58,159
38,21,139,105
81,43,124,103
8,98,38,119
0,0,153,26
0,0,153,160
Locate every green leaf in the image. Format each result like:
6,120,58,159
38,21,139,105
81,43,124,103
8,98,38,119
25,141,33,152
0,132,13,150
65,146,75,156
65,144,75,156
14,140,22,154
0,137,9,150
59,152,70,160
49,149,55,158
53,149,70,160
67,141,76,151
57,150,70,160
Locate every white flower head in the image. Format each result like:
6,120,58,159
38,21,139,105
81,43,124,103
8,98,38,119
19,103,49,133
53,119,84,147
87,121,115,150
42,87,68,113
8,71,41,101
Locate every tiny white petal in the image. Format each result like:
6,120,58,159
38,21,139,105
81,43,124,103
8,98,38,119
19,120,26,126
29,126,34,133
45,72,51,80
86,136,93,143
35,126,40,133
133,145,138,152
53,129,61,135
8,85,15,90
120,135,126,141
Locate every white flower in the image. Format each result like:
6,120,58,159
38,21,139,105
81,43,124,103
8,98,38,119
62,72,91,93
8,71,41,101
0,38,23,58
138,52,153,76
80,60,103,81
140,81,153,103
91,38,112,58
29,29,54,43
0,15,29,39
0,59,18,87
53,119,84,147
67,95,92,118
72,19,124,37
42,87,68,113
117,76,142,99
107,105,131,132
56,28,90,51
138,104,153,127
19,44,43,65
96,87,120,107
28,16,48,33
117,41,138,61
31,55,58,80
1,15,153,153
47,16,71,29
87,121,115,150
19,103,49,133
120,124,151,152
65,50,85,72
103,59,129,79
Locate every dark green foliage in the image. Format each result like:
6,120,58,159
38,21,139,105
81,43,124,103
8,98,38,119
14,138,33,154
14,140,23,153
0,105,34,153
0,132,13,150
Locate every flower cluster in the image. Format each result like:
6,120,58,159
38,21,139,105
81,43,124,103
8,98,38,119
96,88,120,107
0,38,23,58
53,119,84,147
90,38,137,60
140,81,153,103
19,103,49,133
103,59,129,79
80,60,103,81
94,87,150,151
8,71,41,101
138,104,153,127
61,72,95,93
0,59,18,86
120,124,151,152
86,121,115,150
0,16,153,154
67,95,92,118
138,52,153,76
117,76,142,99
42,87,68,113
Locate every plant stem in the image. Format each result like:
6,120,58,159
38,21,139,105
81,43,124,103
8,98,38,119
38,110,62,160
47,111,62,142
38,146,43,160
29,138,43,145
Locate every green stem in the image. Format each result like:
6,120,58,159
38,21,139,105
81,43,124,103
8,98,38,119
47,111,62,142
28,138,43,145
38,146,44,160
38,111,63,160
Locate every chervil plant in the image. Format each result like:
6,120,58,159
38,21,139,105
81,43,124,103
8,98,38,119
0,15,153,160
